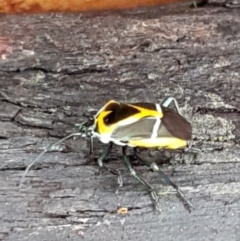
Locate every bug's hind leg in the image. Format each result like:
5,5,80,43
97,143,123,187
161,96,181,114
134,149,193,212
120,147,160,211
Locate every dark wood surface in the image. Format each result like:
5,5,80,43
1,1,240,240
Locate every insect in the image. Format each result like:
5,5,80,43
20,97,195,211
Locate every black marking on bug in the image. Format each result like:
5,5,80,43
103,102,140,125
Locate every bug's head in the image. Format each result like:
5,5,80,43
75,116,95,138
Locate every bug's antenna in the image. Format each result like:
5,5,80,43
19,132,82,188
20,119,93,187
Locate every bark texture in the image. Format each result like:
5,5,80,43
0,1,240,240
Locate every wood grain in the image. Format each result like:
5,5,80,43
0,2,240,240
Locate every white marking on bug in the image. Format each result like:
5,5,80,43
92,131,132,146
92,132,111,143
151,118,161,139
155,103,162,113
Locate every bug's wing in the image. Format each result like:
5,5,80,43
111,117,159,141
161,106,192,141
111,117,176,142
111,109,191,142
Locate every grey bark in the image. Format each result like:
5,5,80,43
1,1,240,240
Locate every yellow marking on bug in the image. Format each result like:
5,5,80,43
130,104,163,119
94,100,117,117
96,100,164,135
128,137,188,149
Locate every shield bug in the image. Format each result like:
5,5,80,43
20,97,195,211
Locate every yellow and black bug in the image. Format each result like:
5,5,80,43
20,97,194,211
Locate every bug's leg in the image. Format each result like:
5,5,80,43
134,149,193,212
184,140,202,156
162,96,181,114
84,136,95,163
97,143,123,187
121,147,160,211
89,136,94,154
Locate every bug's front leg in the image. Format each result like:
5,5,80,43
84,136,96,163
97,143,123,187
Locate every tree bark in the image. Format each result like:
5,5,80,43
1,2,240,240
